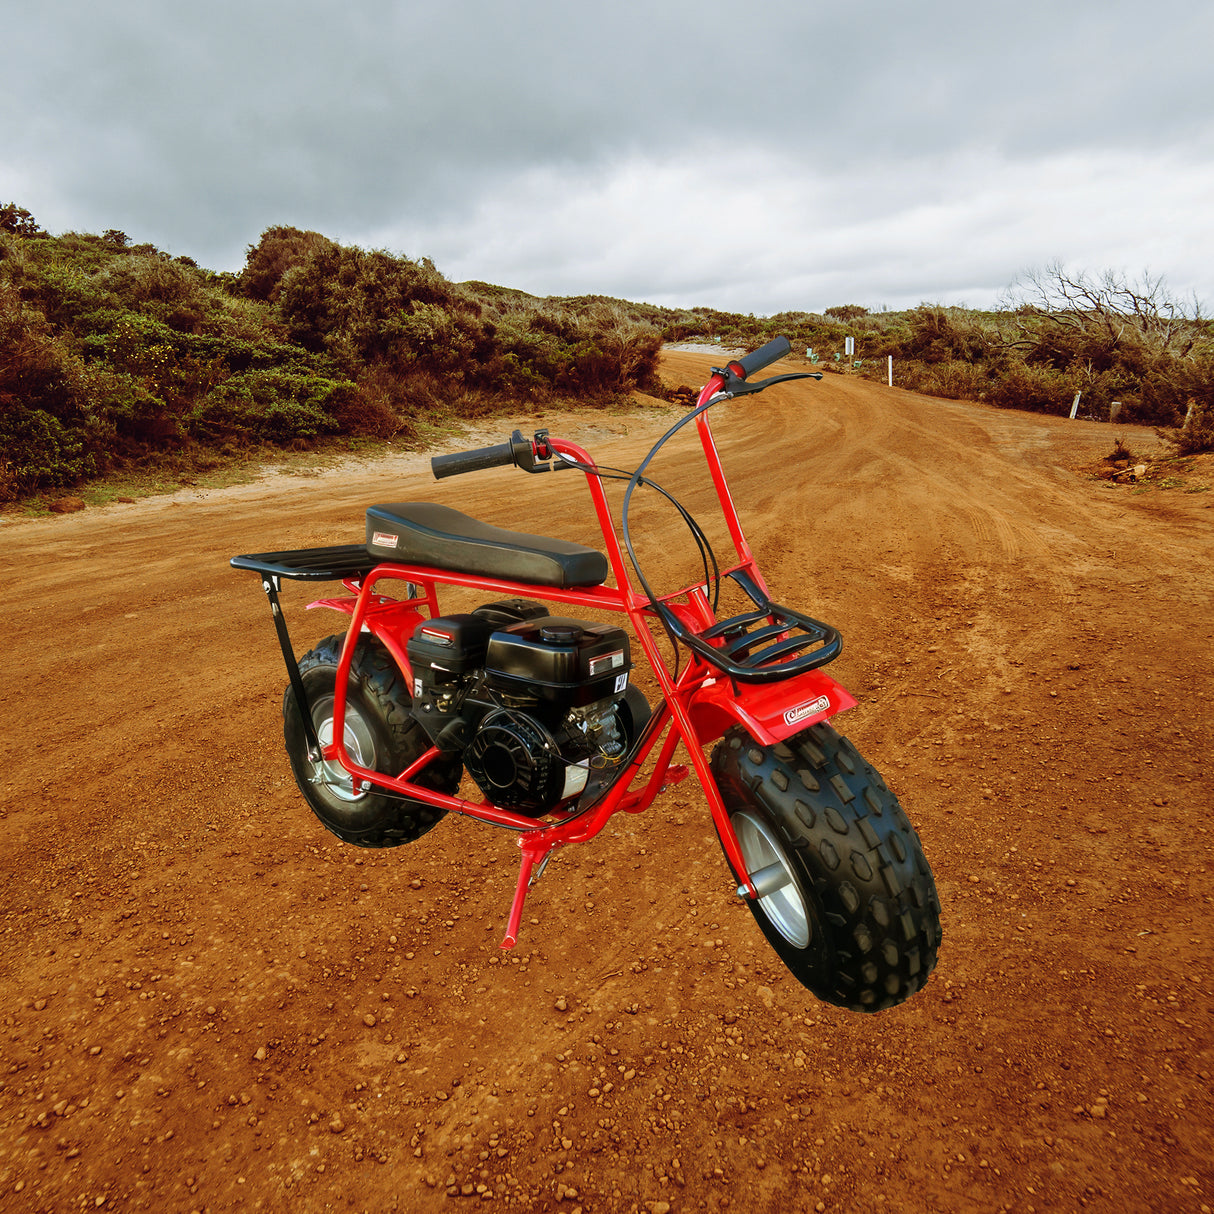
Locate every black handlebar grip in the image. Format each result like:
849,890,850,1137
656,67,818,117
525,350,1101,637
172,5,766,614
431,442,516,479
734,335,792,379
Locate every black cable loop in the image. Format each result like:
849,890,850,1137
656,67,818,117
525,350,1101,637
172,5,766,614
619,391,734,646
554,453,720,603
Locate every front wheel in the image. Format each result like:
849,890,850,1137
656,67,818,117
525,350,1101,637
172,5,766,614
711,722,941,1012
283,634,460,848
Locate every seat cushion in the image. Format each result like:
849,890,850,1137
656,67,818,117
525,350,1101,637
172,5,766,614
366,502,608,589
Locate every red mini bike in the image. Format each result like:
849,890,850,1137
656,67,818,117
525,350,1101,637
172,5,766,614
233,337,941,1012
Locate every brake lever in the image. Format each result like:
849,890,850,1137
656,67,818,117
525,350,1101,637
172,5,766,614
711,369,824,396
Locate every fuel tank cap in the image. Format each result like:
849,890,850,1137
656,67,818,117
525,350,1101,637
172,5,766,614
540,623,583,644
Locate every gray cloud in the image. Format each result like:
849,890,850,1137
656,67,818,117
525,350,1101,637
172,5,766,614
3,0,1211,310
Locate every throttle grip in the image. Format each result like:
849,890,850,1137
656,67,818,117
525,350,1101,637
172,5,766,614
431,430,541,479
734,335,792,378
431,442,516,479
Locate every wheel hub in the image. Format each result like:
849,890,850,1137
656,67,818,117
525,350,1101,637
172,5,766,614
734,810,811,948
310,695,375,802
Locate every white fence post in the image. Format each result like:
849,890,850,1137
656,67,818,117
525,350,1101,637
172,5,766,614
1069,392,1082,419
887,355,893,387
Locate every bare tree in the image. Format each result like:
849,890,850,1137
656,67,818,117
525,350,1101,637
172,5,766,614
999,263,1204,359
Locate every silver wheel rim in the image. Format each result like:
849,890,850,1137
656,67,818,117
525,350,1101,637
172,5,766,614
310,694,375,803
735,810,811,948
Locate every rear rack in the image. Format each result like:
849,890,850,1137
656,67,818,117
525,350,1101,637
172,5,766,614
655,571,841,683
230,544,377,582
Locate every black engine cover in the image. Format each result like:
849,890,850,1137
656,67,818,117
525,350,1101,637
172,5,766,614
484,617,630,710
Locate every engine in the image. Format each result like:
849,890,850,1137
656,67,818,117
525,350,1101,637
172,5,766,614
406,602,636,816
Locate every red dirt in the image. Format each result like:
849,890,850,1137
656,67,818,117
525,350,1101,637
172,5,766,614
2,350,1211,1213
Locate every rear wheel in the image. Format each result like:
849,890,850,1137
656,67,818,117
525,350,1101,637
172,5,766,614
283,634,460,848
711,721,941,1012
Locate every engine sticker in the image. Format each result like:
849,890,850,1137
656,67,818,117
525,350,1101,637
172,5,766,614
614,673,629,694
783,695,830,727
372,531,399,548
590,649,626,676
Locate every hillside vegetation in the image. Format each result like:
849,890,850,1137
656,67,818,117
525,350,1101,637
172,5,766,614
2,202,1210,500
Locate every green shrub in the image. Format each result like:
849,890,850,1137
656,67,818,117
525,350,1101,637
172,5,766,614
985,360,1078,414
0,406,94,498
239,226,337,302
0,203,44,237
341,364,415,438
494,351,550,397
884,359,989,401
391,301,479,374
83,364,175,443
100,254,212,333
0,287,85,419
14,260,115,330
1158,400,1214,455
191,369,348,442
999,265,1209,426
902,307,990,364
276,243,459,365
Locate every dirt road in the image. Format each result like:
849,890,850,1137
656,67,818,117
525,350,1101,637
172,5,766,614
2,350,1211,1212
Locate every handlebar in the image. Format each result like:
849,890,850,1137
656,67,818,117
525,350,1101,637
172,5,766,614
430,336,815,479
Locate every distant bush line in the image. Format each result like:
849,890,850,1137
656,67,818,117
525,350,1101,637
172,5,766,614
1,204,1210,499
0,215,665,500
666,269,1212,456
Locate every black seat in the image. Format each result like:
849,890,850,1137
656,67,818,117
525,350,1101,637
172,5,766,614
365,502,608,589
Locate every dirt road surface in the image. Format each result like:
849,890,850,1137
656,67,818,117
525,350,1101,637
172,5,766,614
2,350,1212,1213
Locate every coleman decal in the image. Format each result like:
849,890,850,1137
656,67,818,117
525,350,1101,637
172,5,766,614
783,695,830,727
372,531,399,548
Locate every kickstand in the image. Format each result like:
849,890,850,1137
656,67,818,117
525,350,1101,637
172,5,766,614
501,837,560,950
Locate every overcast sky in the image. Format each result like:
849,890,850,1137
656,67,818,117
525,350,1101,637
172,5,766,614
3,0,1212,314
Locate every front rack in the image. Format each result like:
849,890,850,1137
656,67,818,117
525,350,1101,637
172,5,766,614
653,570,841,683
